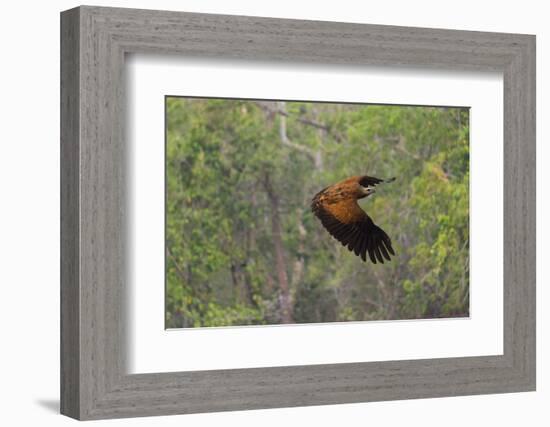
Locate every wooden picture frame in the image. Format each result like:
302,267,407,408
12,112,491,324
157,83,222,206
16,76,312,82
60,5,536,420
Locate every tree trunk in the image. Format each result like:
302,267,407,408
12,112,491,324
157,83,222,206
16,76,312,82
290,209,306,290
263,172,293,323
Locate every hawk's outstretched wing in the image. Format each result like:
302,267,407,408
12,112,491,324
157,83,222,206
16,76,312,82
311,189,395,264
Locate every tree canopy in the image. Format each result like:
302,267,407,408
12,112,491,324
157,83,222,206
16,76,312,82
166,98,469,328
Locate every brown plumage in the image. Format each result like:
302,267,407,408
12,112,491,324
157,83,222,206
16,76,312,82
311,175,395,263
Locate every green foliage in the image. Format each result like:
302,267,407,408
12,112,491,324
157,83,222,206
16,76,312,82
166,98,470,328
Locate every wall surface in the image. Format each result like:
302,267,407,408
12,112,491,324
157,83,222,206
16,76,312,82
0,0,547,425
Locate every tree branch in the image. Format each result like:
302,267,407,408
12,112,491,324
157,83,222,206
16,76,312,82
166,245,188,284
255,100,344,143
374,134,421,160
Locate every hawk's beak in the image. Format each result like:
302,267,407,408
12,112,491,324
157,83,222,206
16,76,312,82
367,187,376,195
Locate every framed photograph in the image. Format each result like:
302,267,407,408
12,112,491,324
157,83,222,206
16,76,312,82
61,5,535,420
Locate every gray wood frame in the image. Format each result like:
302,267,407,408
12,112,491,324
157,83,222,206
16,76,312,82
60,5,536,420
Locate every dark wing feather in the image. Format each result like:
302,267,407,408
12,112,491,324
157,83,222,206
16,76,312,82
358,175,395,187
311,194,395,264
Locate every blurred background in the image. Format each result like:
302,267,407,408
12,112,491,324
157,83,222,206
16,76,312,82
165,98,469,328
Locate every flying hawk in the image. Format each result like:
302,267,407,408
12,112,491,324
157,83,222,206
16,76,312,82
311,175,395,264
